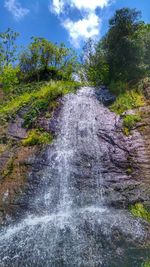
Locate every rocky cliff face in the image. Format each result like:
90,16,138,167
0,86,149,225
0,87,149,267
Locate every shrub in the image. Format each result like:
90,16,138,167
23,99,50,128
123,114,141,135
12,81,47,96
110,89,145,114
0,92,34,121
109,80,128,95
142,262,150,267
0,65,19,93
130,203,150,223
22,129,53,146
0,80,80,122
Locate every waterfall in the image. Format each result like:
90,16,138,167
0,87,148,267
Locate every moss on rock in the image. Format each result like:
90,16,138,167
22,129,53,146
130,203,150,223
123,114,141,135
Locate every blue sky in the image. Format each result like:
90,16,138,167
1,0,150,50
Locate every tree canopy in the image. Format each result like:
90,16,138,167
82,8,150,88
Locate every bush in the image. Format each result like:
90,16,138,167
109,80,128,95
142,262,150,267
0,65,19,93
0,80,80,123
22,129,53,146
123,114,141,135
130,203,150,223
21,67,65,83
110,89,145,114
23,99,50,128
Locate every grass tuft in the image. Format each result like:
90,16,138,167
141,261,150,267
130,203,150,223
22,129,53,146
123,114,141,135
110,90,145,114
0,81,80,123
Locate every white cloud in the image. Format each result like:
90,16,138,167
50,0,110,15
68,0,110,11
50,0,112,47
63,13,101,47
4,0,30,20
49,0,64,15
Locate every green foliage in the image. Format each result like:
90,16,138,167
23,98,51,128
2,156,14,177
22,129,53,146
11,81,47,96
0,92,33,121
135,23,150,77
142,261,150,267
109,80,128,95
123,114,141,134
81,38,109,85
130,203,150,223
110,90,145,114
0,64,19,93
82,8,150,89
23,81,79,127
104,8,144,82
19,38,78,82
0,28,19,67
0,81,80,122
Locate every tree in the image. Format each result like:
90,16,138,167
0,28,19,67
81,38,109,85
30,37,56,70
19,37,78,82
135,23,150,76
81,8,150,88
103,8,143,82
0,64,19,93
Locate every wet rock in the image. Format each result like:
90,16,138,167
95,86,116,105
0,87,149,266
37,117,50,132
7,116,27,139
22,87,150,210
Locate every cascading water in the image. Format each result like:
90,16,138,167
0,87,149,267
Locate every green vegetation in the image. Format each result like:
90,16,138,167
142,261,150,267
23,81,79,128
130,203,150,223
0,28,19,67
81,8,150,141
22,129,53,146
4,81,47,100
0,27,81,168
126,167,133,175
82,8,150,87
19,37,78,83
0,64,19,93
123,114,141,135
2,156,14,177
0,81,80,123
0,7,150,146
0,27,81,127
110,90,144,114
109,81,128,95
81,38,109,85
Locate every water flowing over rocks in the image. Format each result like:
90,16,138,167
0,87,149,266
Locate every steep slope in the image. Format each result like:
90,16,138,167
0,87,149,267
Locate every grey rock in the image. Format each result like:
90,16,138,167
0,87,149,267
7,116,27,139
95,86,116,105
